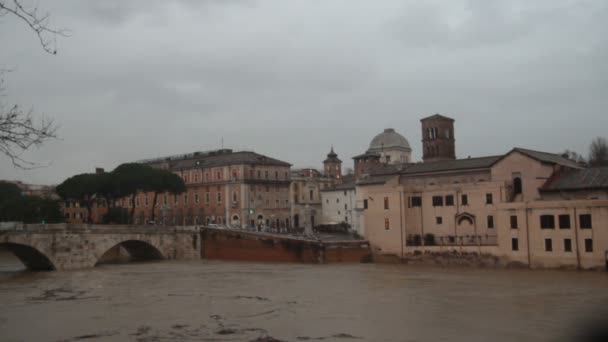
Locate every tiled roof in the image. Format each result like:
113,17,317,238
542,167,608,192
420,114,454,122
510,148,583,169
322,175,356,191
400,156,502,175
145,151,291,170
356,174,396,186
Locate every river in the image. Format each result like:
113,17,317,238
1,251,607,342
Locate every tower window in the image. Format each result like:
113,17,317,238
384,197,389,209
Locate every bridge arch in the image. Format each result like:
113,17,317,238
0,242,56,271
95,239,164,266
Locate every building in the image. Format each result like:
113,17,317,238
358,114,608,269
353,128,412,178
289,168,334,233
63,149,292,230
320,175,360,234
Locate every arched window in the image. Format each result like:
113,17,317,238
513,177,522,195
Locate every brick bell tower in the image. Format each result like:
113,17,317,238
421,114,456,162
323,147,342,181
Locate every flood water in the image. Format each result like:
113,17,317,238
1,251,607,342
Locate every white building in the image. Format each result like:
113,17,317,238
321,176,362,235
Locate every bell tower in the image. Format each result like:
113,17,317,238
421,114,456,162
323,147,342,181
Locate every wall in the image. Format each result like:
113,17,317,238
201,228,371,264
320,187,359,233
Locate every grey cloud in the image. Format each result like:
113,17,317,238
1,0,607,184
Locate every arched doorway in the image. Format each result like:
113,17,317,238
513,177,522,195
232,215,240,227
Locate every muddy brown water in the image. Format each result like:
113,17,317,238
1,250,607,342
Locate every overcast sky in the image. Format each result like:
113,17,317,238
1,0,607,184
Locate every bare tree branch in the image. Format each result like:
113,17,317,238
0,0,70,54
0,0,65,168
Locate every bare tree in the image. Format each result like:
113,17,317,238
0,0,67,168
589,137,608,167
561,149,585,165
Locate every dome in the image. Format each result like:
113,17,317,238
368,128,411,153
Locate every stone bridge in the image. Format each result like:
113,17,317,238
0,224,371,271
0,224,201,271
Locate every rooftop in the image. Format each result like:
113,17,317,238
542,167,608,192
142,150,291,170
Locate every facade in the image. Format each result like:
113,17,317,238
358,115,608,269
290,168,334,233
320,176,360,234
63,149,292,230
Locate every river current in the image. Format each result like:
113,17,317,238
1,251,607,342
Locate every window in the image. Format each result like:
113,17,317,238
337,198,340,203
163,194,168,205
265,171,269,179
217,192,222,204
344,191,347,196
205,192,210,204
584,239,593,252
510,215,518,229
486,193,493,205
384,197,389,210
232,191,238,203
136,197,140,207
310,190,314,201
540,215,555,229
436,217,443,224
445,195,454,206
194,193,199,204
205,173,210,181
564,239,572,252
363,199,368,210
184,194,188,205
558,215,571,229
216,171,221,180
512,238,519,251
266,186,269,193
144,195,149,207
513,177,522,195
344,204,347,210
487,215,494,229
184,175,188,183
257,170,261,178
545,239,553,252
411,196,422,207
432,196,443,207
275,171,278,179
579,214,592,229
384,218,390,230
461,194,468,205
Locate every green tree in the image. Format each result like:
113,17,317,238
0,181,62,223
55,173,100,223
111,163,152,223
149,169,186,222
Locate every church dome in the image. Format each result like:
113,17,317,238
368,128,411,153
